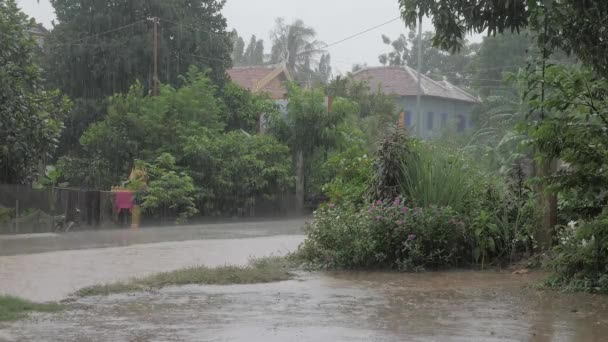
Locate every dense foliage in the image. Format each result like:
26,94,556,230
46,0,232,99
297,129,538,270
139,153,198,223
298,202,467,270
397,0,608,291
0,0,70,184
57,68,293,216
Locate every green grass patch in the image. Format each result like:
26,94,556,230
0,295,63,321
75,256,295,297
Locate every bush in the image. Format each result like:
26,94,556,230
400,141,484,215
297,200,467,270
322,147,372,208
545,211,608,293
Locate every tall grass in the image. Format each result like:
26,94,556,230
400,141,480,213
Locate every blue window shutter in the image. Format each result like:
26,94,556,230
405,111,412,127
457,115,466,132
441,113,448,128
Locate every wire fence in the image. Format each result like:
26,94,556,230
0,185,300,234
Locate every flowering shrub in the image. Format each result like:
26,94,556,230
545,211,608,293
297,199,467,270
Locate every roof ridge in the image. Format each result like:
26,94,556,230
402,65,430,95
229,63,283,70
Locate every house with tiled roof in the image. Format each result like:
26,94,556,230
352,66,480,139
226,64,292,100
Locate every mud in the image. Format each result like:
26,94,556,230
3,271,608,341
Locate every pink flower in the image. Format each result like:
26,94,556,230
376,200,383,206
393,198,400,206
396,220,404,225
402,207,408,214
328,203,335,208
407,234,416,241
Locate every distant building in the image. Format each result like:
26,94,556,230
27,22,49,48
351,66,480,139
226,64,292,100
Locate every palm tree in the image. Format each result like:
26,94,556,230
270,18,325,82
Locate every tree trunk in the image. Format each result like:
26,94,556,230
295,150,305,215
534,158,558,251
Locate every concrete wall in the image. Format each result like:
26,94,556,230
396,96,476,139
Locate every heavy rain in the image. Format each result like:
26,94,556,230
2,0,608,341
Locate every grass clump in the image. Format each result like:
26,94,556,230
0,295,63,321
75,256,294,297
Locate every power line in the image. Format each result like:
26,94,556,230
322,17,401,50
46,20,148,47
158,17,227,38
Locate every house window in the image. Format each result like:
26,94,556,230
457,115,466,132
404,111,412,127
441,113,448,128
427,112,434,130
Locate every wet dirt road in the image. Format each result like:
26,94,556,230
3,271,608,341
0,218,307,256
2,219,608,341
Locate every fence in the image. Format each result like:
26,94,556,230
0,185,118,234
0,184,299,234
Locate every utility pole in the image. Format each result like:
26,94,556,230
416,15,423,138
153,16,159,96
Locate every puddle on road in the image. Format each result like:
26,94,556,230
0,235,304,302
3,271,608,341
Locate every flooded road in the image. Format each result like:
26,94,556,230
1,219,608,341
3,271,608,341
0,218,307,256
0,235,304,302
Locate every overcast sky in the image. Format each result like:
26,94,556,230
17,0,480,75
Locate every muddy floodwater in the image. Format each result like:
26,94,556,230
1,219,608,341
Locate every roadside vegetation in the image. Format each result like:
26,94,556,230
74,257,294,297
3,0,608,296
0,296,63,322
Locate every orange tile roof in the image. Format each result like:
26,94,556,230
226,64,290,99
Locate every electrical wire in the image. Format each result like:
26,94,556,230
46,19,148,47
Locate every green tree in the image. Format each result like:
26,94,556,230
379,31,476,86
140,153,198,223
0,0,70,184
45,0,233,156
469,33,532,96
242,35,264,66
397,0,608,78
268,84,354,212
183,131,293,216
46,0,232,99
326,76,396,146
231,29,246,66
397,0,608,249
315,53,332,84
220,81,277,132
61,67,224,189
270,18,325,83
